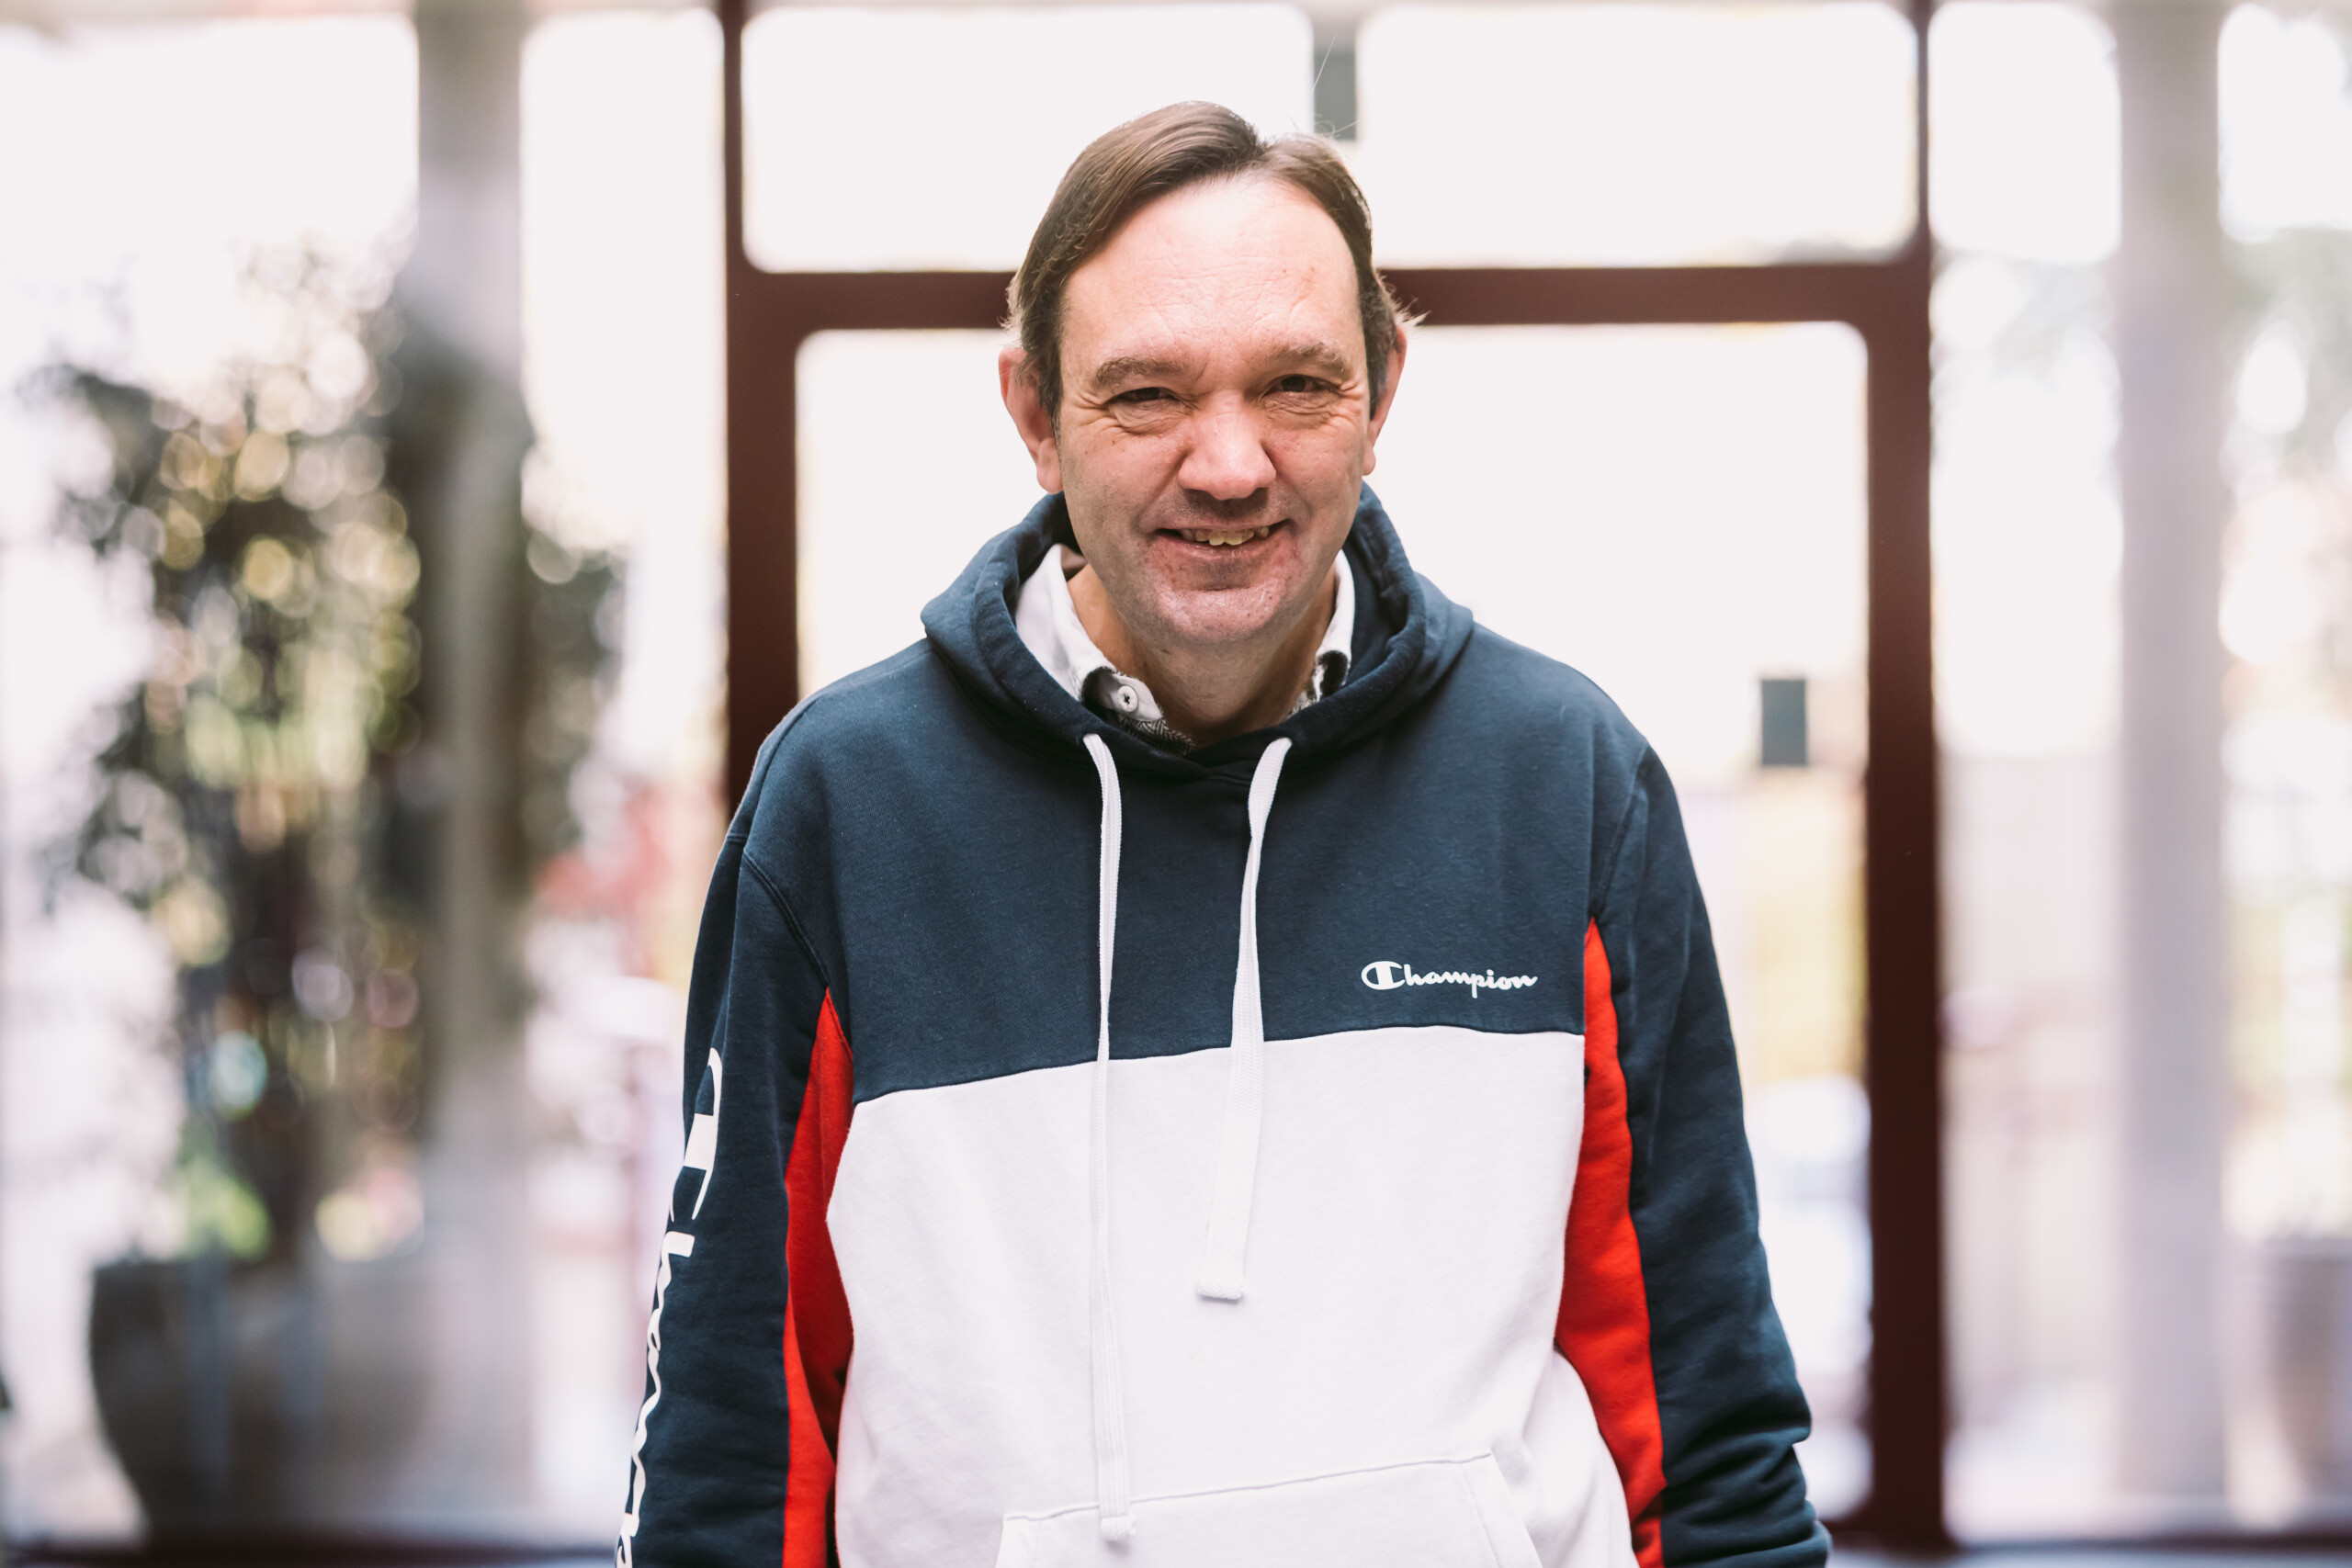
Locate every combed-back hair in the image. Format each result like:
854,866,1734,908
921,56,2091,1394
1007,101,1409,422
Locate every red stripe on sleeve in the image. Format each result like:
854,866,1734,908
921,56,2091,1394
1557,921,1668,1568
782,992,855,1568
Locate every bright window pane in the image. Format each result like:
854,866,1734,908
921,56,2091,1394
1374,327,1867,781
519,8,728,1528
1352,4,1917,266
1930,5,2127,1540
797,332,1046,693
1931,257,2121,760
2221,5,2352,237
1928,4,2120,264
2220,7,2352,1530
743,5,1314,272
0,17,416,388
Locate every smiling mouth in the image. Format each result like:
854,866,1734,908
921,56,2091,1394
1169,525,1277,547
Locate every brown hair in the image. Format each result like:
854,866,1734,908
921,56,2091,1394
1008,101,1408,423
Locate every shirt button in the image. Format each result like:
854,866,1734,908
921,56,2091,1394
1114,684,1140,713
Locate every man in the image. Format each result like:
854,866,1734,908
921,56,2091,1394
621,103,1824,1568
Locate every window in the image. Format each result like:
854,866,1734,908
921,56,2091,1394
742,5,1314,271
1356,4,1917,266
731,0,1937,1540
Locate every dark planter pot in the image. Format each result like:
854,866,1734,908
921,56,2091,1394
89,1252,432,1535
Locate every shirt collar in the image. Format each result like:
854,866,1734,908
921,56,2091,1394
1012,544,1355,739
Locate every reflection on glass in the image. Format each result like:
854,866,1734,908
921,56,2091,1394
742,6,1314,272
1353,4,1917,266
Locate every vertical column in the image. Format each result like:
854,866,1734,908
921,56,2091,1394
391,0,536,1519
1862,251,1947,1548
409,0,525,378
2112,0,2231,1508
1859,0,1945,1539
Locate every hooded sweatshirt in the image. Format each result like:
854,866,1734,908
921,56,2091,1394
618,490,1826,1568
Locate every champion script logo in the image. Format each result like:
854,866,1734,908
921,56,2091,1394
1361,960,1538,998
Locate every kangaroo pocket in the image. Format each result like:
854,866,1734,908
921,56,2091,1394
992,1452,1543,1568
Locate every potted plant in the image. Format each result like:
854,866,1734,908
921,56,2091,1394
40,253,614,1532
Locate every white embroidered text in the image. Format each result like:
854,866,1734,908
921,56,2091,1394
1360,960,1538,998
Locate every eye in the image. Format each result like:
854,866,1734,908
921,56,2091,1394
1110,386,1173,405
1270,374,1336,397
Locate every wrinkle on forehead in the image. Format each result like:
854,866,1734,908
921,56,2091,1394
1059,176,1366,390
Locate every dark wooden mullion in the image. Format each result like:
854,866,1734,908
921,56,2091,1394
1854,0,1947,1544
722,267,1016,791
1853,241,1947,1553
719,0,1944,1546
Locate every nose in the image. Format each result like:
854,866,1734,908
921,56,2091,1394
1176,397,1276,503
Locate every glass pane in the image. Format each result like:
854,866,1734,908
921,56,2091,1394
797,332,1046,693
1352,4,1917,266
1928,3,2120,264
1934,260,2124,1539
519,8,728,1529
2221,4,2352,1529
742,5,1314,272
1929,1,2128,1540
0,18,416,378
2221,5,2352,238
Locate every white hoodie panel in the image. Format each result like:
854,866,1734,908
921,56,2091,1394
827,1024,1637,1568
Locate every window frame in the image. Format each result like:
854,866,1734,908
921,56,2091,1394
715,0,1944,1546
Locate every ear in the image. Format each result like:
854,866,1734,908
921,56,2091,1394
1000,345,1064,493
1362,324,1408,477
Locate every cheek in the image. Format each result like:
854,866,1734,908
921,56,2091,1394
1068,423,1184,494
1266,418,1373,494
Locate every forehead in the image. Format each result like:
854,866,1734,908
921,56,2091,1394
1060,175,1361,366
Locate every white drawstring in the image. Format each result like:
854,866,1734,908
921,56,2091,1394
1080,734,1136,1545
1079,732,1294,1540
1195,738,1293,1302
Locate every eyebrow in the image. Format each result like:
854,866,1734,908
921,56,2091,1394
1274,341,1356,378
1083,342,1357,393
1086,355,1191,392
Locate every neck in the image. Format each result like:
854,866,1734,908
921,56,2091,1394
1069,562,1339,747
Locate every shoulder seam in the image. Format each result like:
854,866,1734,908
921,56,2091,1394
738,847,842,1006
1591,743,1657,924
725,691,825,849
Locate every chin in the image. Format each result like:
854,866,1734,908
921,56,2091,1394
1147,582,1306,648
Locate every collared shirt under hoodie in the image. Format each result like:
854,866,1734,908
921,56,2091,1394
1013,542,1356,750
620,487,1826,1568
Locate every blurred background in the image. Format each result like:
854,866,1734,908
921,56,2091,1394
0,0,2346,1556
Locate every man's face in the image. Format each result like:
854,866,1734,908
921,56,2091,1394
1005,175,1402,655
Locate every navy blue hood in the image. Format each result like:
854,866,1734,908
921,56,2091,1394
920,484,1475,776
